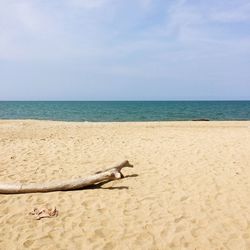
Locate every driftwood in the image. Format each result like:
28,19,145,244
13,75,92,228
0,160,133,194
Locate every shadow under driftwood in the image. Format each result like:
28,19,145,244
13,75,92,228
83,173,139,191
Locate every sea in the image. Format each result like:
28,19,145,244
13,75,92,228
0,101,249,122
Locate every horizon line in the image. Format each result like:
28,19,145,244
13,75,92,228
0,99,250,102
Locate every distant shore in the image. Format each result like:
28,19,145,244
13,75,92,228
0,120,250,249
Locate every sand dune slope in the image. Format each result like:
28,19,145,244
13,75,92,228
0,120,250,250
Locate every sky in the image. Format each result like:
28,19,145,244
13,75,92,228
0,0,249,100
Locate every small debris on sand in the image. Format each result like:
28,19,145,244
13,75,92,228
29,207,58,220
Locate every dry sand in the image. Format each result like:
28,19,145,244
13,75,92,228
0,120,250,250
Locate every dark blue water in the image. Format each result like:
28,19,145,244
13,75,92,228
0,101,249,121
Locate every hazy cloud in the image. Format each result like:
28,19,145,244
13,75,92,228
0,0,249,100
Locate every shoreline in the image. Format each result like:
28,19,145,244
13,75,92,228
1,118,250,123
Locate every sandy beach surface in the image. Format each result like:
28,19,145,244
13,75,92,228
0,120,250,250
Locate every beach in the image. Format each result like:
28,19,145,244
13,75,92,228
0,120,250,249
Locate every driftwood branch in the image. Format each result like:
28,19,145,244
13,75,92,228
0,160,133,194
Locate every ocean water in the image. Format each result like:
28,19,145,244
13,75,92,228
0,101,249,122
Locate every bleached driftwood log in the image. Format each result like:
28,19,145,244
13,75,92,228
0,160,133,194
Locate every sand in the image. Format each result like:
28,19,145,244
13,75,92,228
0,120,250,250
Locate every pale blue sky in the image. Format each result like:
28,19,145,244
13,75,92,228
0,0,249,100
